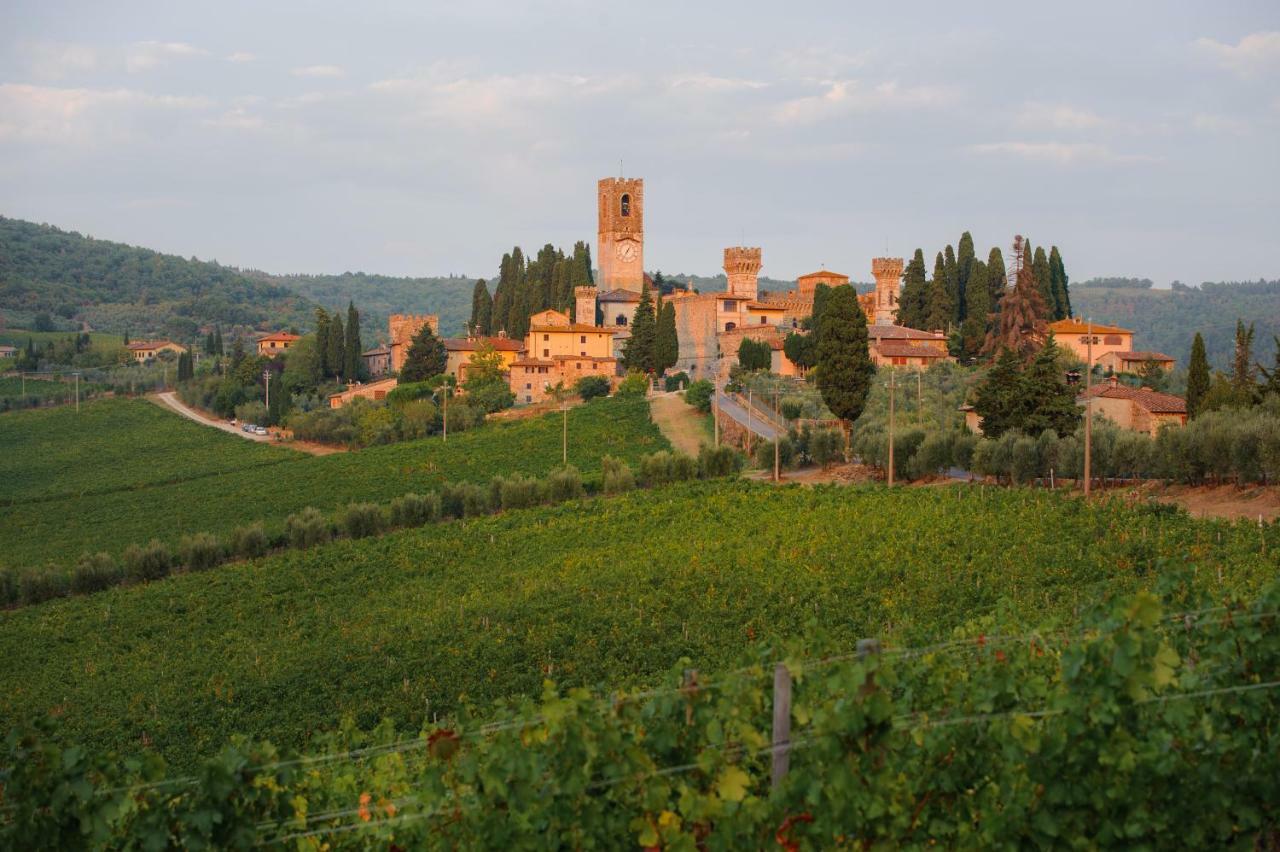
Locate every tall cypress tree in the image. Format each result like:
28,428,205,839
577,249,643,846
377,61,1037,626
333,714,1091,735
897,249,928,330
1186,332,1210,417
506,247,529,340
621,281,657,373
205,330,216,355
345,301,362,381
470,279,492,335
491,253,514,334
958,260,991,359
944,245,960,323
814,286,874,423
314,309,331,376
971,346,1024,438
1032,246,1054,319
655,299,678,374
1048,246,1071,319
987,247,1007,310
924,252,954,331
1231,320,1258,402
327,312,345,381
957,231,976,309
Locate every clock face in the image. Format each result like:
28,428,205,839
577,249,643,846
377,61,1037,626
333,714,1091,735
615,241,638,263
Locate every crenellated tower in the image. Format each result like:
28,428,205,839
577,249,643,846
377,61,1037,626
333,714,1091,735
597,177,644,293
871,257,903,325
724,246,762,300
574,285,599,326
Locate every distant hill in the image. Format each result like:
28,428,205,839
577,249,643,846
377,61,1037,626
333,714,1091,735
256,272,477,340
1071,280,1279,371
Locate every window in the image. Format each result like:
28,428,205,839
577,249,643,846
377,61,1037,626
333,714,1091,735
580,335,586,343
576,362,582,370
543,334,549,341
580,350,586,356
543,349,549,358
525,383,531,390
725,322,737,332
616,315,627,326
620,193,630,216
759,316,767,324
723,300,736,311
892,357,907,366
1104,335,1122,345
526,395,532,403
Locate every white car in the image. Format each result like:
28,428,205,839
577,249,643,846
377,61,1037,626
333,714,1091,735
254,426,268,436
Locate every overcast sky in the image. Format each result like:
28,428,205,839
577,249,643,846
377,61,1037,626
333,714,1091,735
1,1,1277,286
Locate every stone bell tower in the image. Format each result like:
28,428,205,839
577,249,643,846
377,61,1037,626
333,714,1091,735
597,177,644,293
724,246,762,300
574,285,598,326
871,257,904,325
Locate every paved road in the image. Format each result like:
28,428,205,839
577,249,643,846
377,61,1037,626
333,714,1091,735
154,392,274,443
715,392,783,441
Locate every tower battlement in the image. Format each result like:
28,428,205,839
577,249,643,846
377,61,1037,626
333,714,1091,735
870,257,904,325
724,246,762,300
574,285,599,326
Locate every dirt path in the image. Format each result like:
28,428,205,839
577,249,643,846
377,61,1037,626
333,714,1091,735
151,393,343,456
650,393,710,456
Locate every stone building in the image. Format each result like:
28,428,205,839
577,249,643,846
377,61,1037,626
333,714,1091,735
866,324,950,368
257,332,300,357
389,313,440,373
507,309,618,404
443,335,525,382
1077,377,1187,436
1047,319,1134,367
361,345,391,377
328,377,397,409
597,177,644,293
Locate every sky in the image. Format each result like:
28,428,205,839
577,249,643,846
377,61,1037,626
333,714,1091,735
1,1,1277,287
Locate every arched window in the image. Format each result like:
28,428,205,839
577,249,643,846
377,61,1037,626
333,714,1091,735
620,194,631,216
724,322,737,332
616,314,628,326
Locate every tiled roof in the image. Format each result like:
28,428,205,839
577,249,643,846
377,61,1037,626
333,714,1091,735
797,270,850,281
597,289,641,302
126,340,178,351
443,336,525,352
1078,384,1187,414
257,332,300,343
746,301,787,310
867,324,941,340
530,323,612,334
1107,350,1175,363
512,358,556,367
874,341,949,358
552,354,617,362
362,346,390,356
1048,319,1132,336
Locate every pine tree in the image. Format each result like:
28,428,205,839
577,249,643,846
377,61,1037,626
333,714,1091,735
896,249,928,330
924,252,953,331
314,309,331,375
327,313,345,381
399,324,447,383
987,247,1007,310
1019,335,1080,437
971,346,1024,438
621,281,657,373
1049,246,1071,319
345,301,362,381
1186,332,1211,417
984,237,1049,358
944,245,960,324
470,279,492,335
655,299,678,374
815,286,874,423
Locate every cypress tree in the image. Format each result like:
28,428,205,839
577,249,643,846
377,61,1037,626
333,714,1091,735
1231,320,1258,403
266,372,288,425
621,281,657,373
470,279,493,335
123,330,130,347
984,238,1049,358
205,330,215,355
314,309,331,375
896,249,928,330
655,299,678,374
327,312,345,381
987,247,1007,310
1186,332,1210,417
399,324,447,383
506,247,529,340
1258,336,1280,400
1049,246,1071,319
957,232,975,305
924,252,954,331
815,286,874,423
345,300,362,381
944,245,960,323
958,260,991,359
1026,241,1053,317
810,283,833,338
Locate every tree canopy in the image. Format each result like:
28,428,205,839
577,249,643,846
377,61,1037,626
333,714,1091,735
814,286,874,423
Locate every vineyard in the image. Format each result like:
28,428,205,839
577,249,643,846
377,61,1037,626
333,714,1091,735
1,481,1273,776
0,395,667,567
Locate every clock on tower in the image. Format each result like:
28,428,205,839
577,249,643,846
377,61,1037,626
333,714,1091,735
597,176,644,293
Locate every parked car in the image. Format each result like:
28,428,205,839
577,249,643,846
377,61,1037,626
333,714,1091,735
254,426,268,436
241,423,254,433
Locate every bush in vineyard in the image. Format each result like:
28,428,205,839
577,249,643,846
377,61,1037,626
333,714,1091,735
122,540,172,582
388,493,441,528
177,533,225,572
285,508,331,549
338,503,386,539
229,523,269,559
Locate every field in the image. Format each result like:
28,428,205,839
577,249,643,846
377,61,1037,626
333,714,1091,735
0,328,123,352
0,395,667,567
1,480,1272,771
0,375,82,406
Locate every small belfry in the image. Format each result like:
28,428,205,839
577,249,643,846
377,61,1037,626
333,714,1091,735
597,177,644,293
871,257,903,325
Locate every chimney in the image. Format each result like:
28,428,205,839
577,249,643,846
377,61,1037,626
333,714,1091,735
1108,375,1119,388
497,329,507,339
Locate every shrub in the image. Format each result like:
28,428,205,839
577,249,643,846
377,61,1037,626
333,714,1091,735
616,372,650,398
339,502,386,539
780,397,804,420
638,451,675,486
575,375,611,401
389,493,442,528
698,445,742,479
494,474,546,511
754,435,796,470
891,428,927,481
671,452,698,482
1010,435,1041,485
19,567,71,605
546,466,585,502
229,523,269,559
0,566,19,607
684,380,714,413
663,372,690,392
809,429,844,468
234,400,268,426
466,377,516,413
441,482,490,518
123,540,173,582
911,432,955,479
176,533,225,572
601,456,636,495
385,381,436,408
71,553,123,594
285,507,332,549
951,433,978,471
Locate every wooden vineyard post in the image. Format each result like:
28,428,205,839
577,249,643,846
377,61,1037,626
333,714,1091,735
771,662,792,790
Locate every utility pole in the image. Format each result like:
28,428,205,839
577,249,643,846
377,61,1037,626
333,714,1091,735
773,387,781,482
74,372,79,414
442,385,449,443
886,372,899,487
562,404,568,466
713,380,720,447
916,369,923,427
746,387,754,459
263,368,270,413
1084,318,1093,498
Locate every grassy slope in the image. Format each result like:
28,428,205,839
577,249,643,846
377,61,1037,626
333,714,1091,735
0,481,1271,770
0,329,124,352
0,399,291,502
0,396,667,567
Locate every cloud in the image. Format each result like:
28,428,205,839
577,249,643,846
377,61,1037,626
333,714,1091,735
1191,113,1250,134
967,141,1152,165
772,46,870,77
1015,102,1105,131
126,41,207,73
1195,31,1280,77
667,74,767,93
773,79,950,124
202,108,265,130
0,83,209,144
225,52,256,63
292,65,346,78
22,42,100,80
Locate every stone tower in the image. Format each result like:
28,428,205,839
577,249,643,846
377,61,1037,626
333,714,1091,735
724,246,762,300
871,257,904,325
574,285,598,327
597,177,644,293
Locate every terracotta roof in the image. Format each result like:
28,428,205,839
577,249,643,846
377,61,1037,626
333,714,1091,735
327,377,398,400
257,332,300,343
874,341,950,358
362,346,390,356
1106,350,1175,363
126,340,180,351
530,323,612,334
746,301,787,311
552,354,617,363
1078,383,1187,414
597,289,642,302
797,270,850,281
443,336,525,352
512,358,556,367
867,324,942,340
1048,318,1132,336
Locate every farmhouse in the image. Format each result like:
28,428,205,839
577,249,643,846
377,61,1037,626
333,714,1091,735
444,335,525,382
1077,377,1188,436
507,309,617,404
257,332,300,356
125,340,185,362
0,345,17,359
328,377,398,409
1096,350,1176,374
1048,319,1134,366
361,345,391,377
